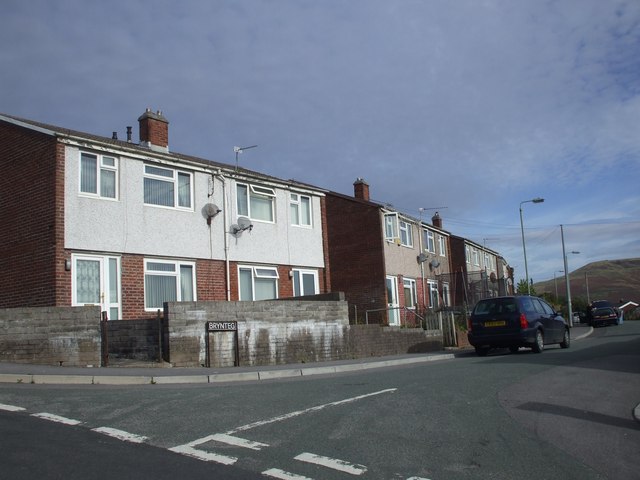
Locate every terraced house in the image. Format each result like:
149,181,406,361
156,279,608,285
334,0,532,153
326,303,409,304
325,179,452,326
0,110,330,320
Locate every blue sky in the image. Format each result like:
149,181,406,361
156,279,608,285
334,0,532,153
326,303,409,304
2,0,639,284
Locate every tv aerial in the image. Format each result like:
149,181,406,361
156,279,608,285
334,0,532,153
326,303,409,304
229,216,253,237
234,144,258,171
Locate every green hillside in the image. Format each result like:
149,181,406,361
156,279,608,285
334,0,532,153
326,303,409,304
534,258,640,305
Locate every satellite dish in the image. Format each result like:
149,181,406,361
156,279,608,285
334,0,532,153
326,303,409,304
429,259,440,270
202,203,221,225
230,216,253,237
417,253,428,264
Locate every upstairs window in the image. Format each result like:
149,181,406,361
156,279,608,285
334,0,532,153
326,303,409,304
384,213,398,241
80,152,118,199
290,193,312,227
465,245,471,264
473,249,480,266
237,184,275,222
438,235,447,257
424,230,435,253
399,220,413,247
144,165,192,209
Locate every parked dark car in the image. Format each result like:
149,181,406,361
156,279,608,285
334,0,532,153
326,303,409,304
586,300,620,326
467,296,570,356
590,307,619,327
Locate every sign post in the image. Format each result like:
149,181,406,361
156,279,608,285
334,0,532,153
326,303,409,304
205,321,239,368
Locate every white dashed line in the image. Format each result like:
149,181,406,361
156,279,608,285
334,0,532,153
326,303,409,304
262,468,314,480
295,452,367,475
0,403,26,412
168,444,238,465
92,427,148,443
31,412,82,426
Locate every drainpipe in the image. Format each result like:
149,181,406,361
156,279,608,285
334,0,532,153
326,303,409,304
217,170,232,301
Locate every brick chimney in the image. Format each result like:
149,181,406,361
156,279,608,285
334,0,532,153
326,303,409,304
353,178,370,201
432,211,443,229
138,108,169,152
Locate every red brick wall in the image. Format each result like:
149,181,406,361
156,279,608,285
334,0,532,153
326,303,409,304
0,120,64,307
325,194,387,323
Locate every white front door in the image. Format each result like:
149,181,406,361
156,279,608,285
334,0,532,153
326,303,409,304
72,255,121,320
386,276,399,326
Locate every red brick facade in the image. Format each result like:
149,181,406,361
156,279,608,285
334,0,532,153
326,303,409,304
325,193,387,323
0,121,67,308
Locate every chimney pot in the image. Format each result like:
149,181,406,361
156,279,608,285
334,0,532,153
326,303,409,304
112,131,118,140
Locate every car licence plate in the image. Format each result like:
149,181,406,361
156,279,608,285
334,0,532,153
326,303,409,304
484,320,506,327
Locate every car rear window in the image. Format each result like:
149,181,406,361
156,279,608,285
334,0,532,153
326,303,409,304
594,307,614,316
473,298,517,315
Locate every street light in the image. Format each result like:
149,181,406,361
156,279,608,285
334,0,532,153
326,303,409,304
519,197,544,295
560,223,580,327
554,270,564,299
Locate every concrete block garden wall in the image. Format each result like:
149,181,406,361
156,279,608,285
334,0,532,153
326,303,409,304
0,306,101,366
165,298,443,368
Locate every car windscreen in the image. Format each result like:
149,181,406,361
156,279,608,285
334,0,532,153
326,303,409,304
473,298,517,315
594,307,614,316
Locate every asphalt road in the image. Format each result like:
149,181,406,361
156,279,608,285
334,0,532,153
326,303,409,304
1,322,638,479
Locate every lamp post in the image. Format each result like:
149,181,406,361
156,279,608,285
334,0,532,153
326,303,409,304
561,224,579,327
519,197,544,295
554,270,564,299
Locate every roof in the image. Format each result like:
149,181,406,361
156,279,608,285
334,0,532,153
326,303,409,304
0,112,325,194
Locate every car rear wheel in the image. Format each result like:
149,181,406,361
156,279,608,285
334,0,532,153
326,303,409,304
532,330,544,353
475,346,490,357
560,329,570,349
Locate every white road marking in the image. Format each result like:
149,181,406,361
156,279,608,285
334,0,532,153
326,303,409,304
295,452,367,475
262,468,314,480
168,445,238,465
31,412,82,426
0,403,25,412
210,433,269,450
92,427,148,443
227,388,397,434
406,477,432,480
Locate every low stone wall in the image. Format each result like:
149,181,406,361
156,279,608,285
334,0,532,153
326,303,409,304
0,306,101,366
166,299,443,367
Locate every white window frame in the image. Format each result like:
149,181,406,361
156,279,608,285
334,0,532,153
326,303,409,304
428,280,439,309
79,152,118,199
438,235,447,257
292,268,319,297
143,164,193,210
290,193,312,227
144,259,196,311
403,278,417,309
399,219,413,247
424,230,435,253
238,265,280,301
384,213,399,241
473,249,480,266
465,245,471,264
237,183,276,223
442,282,451,307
